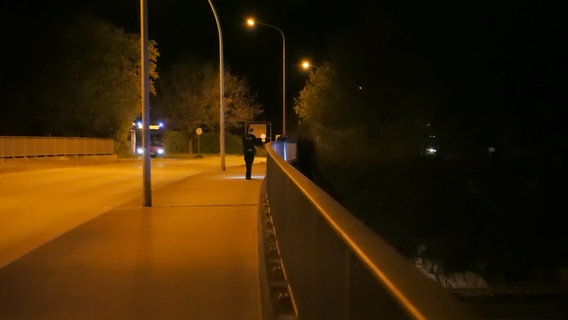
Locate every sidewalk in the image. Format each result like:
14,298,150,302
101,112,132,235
0,162,266,320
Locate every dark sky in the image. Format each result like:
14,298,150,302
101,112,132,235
0,0,362,134
73,0,357,128
1,0,565,136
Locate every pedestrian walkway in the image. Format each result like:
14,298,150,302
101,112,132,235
0,162,266,320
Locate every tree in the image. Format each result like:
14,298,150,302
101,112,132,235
292,0,568,286
0,7,159,147
217,72,263,130
293,62,367,164
155,61,262,140
42,14,159,141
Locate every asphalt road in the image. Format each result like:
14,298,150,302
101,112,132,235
0,155,267,319
0,156,253,268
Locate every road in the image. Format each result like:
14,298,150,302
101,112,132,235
0,156,250,269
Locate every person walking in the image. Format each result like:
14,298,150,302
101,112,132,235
242,127,257,179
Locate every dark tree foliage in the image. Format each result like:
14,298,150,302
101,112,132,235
294,0,567,286
152,59,263,145
0,2,158,146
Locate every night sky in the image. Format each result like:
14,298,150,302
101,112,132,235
98,0,565,136
70,0,355,129
0,0,565,135
0,0,363,132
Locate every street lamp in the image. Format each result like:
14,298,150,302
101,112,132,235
138,0,226,208
300,59,317,71
208,0,226,171
246,18,287,136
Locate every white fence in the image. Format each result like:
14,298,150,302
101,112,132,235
0,136,114,158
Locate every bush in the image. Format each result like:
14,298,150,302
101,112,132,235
163,130,245,155
164,131,190,153
303,151,567,287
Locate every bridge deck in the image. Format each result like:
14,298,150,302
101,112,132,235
0,163,266,320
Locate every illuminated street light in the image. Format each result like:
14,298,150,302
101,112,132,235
301,59,317,70
246,17,287,136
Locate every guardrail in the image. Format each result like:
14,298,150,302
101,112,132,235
263,141,475,320
0,136,114,158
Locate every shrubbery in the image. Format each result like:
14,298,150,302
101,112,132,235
300,146,567,287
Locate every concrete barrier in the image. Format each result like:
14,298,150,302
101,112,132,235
0,136,114,159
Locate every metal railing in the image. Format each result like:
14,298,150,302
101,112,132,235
263,141,475,320
0,136,114,158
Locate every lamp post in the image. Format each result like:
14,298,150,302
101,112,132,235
140,0,152,207
208,0,226,171
246,18,287,136
138,0,226,207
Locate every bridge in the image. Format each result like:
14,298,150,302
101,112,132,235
0,139,564,319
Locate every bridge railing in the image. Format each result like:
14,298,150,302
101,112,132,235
263,141,474,320
0,136,114,158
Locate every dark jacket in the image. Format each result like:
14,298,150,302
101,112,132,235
243,133,256,154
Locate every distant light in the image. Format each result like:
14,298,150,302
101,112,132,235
136,147,144,155
157,148,165,155
246,18,255,27
260,133,266,139
426,147,437,155
136,121,143,129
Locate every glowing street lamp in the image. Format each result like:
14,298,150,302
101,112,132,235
301,60,316,70
246,17,287,136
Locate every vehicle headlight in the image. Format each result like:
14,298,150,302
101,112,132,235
157,148,165,155
426,147,437,155
136,147,144,155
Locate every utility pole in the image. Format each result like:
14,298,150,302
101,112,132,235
140,0,152,207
